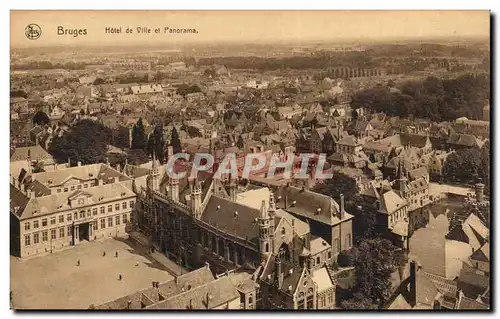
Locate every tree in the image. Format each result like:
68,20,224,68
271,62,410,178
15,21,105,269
93,78,105,85
314,171,362,208
48,119,112,165
146,124,166,162
32,111,50,126
341,293,377,310
344,238,402,308
480,140,490,195
170,127,181,154
351,109,359,122
442,148,484,184
131,118,147,150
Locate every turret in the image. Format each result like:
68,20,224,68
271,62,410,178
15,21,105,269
147,150,160,192
228,173,238,202
258,200,272,263
189,177,202,219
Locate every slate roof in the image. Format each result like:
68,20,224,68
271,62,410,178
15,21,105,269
275,185,354,226
457,296,489,310
201,195,260,242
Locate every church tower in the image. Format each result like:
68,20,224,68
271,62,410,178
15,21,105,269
147,151,160,192
397,159,408,199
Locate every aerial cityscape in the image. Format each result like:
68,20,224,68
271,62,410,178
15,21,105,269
10,10,491,310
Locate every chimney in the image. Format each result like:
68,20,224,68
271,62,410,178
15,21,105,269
77,161,82,167
475,183,485,203
339,194,345,220
409,261,417,307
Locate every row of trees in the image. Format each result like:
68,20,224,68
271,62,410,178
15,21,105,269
12,61,87,70
130,118,181,163
352,73,489,122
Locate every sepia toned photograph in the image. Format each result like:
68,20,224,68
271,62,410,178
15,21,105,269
9,10,491,310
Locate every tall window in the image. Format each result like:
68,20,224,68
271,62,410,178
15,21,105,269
42,219,47,227
108,217,113,227
108,205,112,213
50,217,56,225
92,208,97,216
51,229,56,240
42,231,48,242
33,233,39,244
74,212,78,220
33,220,39,228
115,215,120,225
122,214,127,224
100,207,105,215
101,218,106,229
345,234,352,249
115,203,120,211
333,238,339,255
80,211,85,219
59,215,64,223
67,226,72,237
59,227,65,238
67,214,72,222
24,235,30,246
122,202,127,209
129,201,135,209
24,222,30,231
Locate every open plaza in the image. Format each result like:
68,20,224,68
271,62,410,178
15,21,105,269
10,237,173,309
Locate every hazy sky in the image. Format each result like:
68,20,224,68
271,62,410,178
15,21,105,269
11,10,490,47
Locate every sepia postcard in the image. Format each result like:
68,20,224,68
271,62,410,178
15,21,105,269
9,10,491,310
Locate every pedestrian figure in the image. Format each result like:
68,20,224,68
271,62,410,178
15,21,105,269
115,251,118,258
77,259,80,266
119,274,122,281
136,261,139,267
103,251,106,257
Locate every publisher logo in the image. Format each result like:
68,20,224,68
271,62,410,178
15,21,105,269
25,24,41,40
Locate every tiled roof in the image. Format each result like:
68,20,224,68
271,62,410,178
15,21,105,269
10,145,54,162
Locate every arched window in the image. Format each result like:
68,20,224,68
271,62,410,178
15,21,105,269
248,296,253,305
281,227,286,235
265,243,269,253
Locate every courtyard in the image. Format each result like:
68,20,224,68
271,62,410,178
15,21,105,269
10,237,174,309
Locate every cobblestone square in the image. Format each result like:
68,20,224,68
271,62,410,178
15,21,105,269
10,238,174,309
